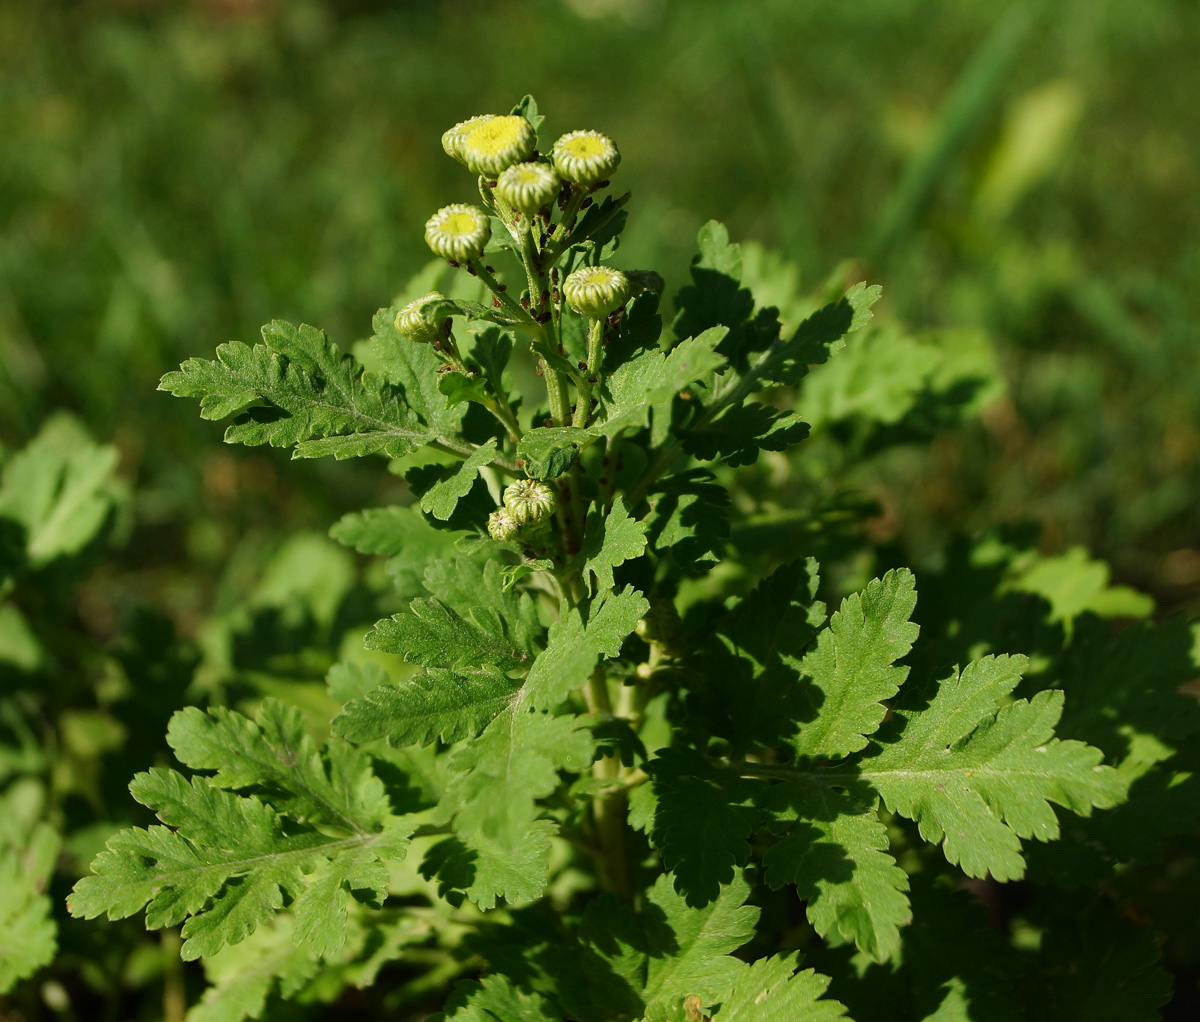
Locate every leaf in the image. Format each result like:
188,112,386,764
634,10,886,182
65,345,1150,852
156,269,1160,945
714,953,848,1022
581,496,648,594
333,667,521,747
788,568,919,759
69,709,412,961
596,326,729,439
523,585,649,710
641,871,760,1021
329,504,461,594
167,699,390,832
433,975,562,1022
363,557,541,672
643,749,759,907
512,93,545,133
679,403,810,467
420,439,498,521
763,783,911,963
517,427,595,479
864,655,1128,881
643,469,731,575
159,319,456,460
0,850,57,993
0,412,122,568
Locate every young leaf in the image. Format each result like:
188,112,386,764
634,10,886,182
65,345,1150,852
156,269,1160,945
0,851,57,993
517,426,595,479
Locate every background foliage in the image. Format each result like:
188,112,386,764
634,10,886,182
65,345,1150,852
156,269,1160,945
1,0,1197,1019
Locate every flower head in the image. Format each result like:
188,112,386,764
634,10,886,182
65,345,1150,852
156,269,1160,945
457,115,536,178
424,204,491,263
503,478,557,525
441,115,495,165
552,130,620,189
563,265,632,320
487,507,521,542
496,161,561,215
394,291,449,343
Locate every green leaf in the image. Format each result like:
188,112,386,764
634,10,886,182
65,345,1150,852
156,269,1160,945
433,975,562,1022
596,326,729,439
679,403,810,467
763,784,911,963
581,496,648,594
512,94,545,133
641,871,760,1021
167,699,390,832
333,667,521,747
159,319,456,460
517,426,595,479
329,504,460,593
714,953,848,1022
0,412,122,568
68,768,410,960
0,849,57,993
363,557,540,672
865,655,1128,881
524,586,650,710
788,568,919,758
643,469,731,575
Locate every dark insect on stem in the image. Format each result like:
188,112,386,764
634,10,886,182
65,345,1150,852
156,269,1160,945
578,361,587,371
521,295,531,309
581,196,594,209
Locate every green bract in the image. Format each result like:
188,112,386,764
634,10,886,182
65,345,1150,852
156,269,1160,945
552,129,620,187
65,96,1190,1022
424,203,491,263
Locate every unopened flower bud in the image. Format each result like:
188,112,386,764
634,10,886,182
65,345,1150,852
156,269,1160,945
441,115,495,165
503,478,556,524
457,115,536,178
394,291,448,343
425,204,492,263
563,265,632,320
496,162,561,215
487,507,520,542
552,130,620,189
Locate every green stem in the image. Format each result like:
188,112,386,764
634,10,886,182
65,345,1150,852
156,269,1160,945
572,317,605,428
432,437,520,474
545,185,590,262
469,259,539,327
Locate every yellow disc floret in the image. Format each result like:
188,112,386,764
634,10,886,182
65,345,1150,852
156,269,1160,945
552,130,620,189
496,161,561,215
424,204,492,263
441,115,495,165
458,115,536,178
563,265,632,320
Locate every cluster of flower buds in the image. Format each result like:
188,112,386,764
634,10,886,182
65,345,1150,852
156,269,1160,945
426,111,622,264
487,478,557,541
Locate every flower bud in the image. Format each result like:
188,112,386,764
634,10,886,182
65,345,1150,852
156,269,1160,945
503,478,557,525
563,265,632,320
487,507,520,542
394,291,449,343
441,115,495,165
424,204,492,263
457,115,536,178
552,130,620,189
496,161,561,215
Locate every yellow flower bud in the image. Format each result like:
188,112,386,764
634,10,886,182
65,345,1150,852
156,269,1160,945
487,507,521,542
441,115,495,165
552,130,620,189
424,204,491,263
458,115,536,178
563,265,632,320
503,478,557,525
496,162,561,215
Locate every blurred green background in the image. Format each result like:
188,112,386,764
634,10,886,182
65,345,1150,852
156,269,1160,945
3,0,1198,626
1,0,1199,1017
